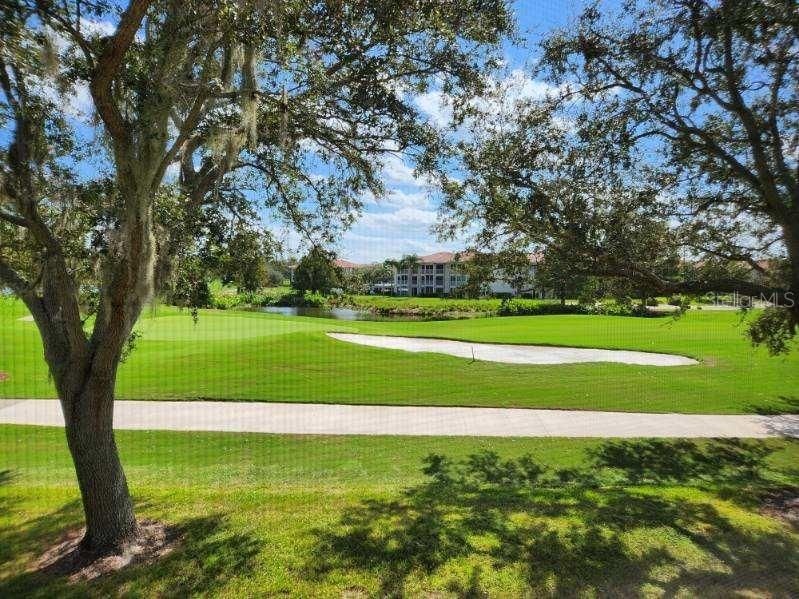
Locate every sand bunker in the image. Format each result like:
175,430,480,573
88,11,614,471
328,333,698,366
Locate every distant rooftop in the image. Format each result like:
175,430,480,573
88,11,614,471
417,251,461,264
333,259,361,269
416,251,543,264
334,251,545,267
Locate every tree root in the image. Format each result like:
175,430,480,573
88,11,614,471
34,520,180,582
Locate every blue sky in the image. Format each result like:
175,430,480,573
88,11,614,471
322,0,593,264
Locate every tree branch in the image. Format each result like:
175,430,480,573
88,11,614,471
0,207,32,228
720,21,786,216
0,255,34,297
89,0,151,145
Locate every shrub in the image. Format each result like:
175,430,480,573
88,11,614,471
211,293,243,310
498,300,585,316
299,291,328,307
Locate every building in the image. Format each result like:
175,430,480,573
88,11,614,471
393,252,465,296
333,258,361,273
392,251,540,297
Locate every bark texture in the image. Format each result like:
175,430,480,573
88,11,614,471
64,383,137,550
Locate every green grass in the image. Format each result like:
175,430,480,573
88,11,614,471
1,425,798,597
2,296,798,413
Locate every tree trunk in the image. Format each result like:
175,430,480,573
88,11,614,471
790,232,799,318
62,375,137,551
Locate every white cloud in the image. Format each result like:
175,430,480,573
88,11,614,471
414,90,453,128
36,77,93,121
414,69,567,128
321,116,351,133
358,206,438,229
66,82,93,118
364,189,431,210
380,154,436,189
336,201,446,262
264,222,306,257
502,69,563,102
264,208,448,263
471,69,566,119
79,19,117,38
381,155,420,186
385,189,431,209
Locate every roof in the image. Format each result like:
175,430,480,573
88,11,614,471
334,259,360,269
418,252,459,264
417,251,542,265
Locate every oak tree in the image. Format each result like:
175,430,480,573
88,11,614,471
292,245,339,294
437,0,797,349
0,0,511,551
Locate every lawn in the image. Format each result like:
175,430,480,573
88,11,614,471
1,297,798,414
1,425,798,597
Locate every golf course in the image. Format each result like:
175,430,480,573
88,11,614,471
2,426,798,597
1,297,797,414
4,296,799,595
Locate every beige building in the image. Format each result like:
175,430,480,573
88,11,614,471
393,251,539,297
394,252,467,296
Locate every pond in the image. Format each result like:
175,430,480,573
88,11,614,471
261,306,373,320
259,306,466,321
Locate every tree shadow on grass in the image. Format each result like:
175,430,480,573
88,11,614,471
0,499,84,570
101,514,262,597
747,395,799,415
587,438,773,486
0,506,261,598
308,440,799,597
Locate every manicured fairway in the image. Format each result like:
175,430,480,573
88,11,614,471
1,297,798,413
1,425,798,597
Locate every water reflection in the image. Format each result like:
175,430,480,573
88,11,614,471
259,306,464,321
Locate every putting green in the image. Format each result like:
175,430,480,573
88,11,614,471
134,311,329,341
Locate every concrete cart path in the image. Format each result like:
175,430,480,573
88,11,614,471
1,399,797,438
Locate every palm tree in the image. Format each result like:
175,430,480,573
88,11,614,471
384,255,419,295
384,255,419,270
399,254,420,271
